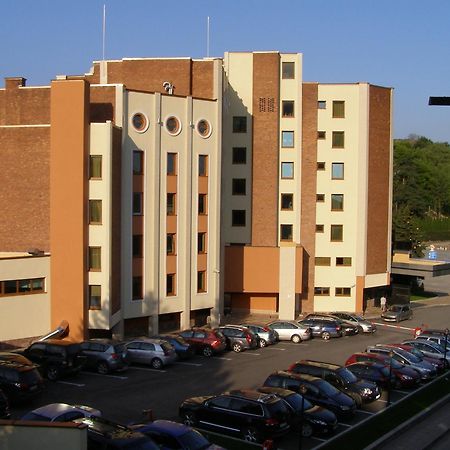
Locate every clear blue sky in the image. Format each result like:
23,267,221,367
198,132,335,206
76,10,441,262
1,0,449,142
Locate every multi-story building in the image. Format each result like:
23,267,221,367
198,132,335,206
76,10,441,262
0,51,392,342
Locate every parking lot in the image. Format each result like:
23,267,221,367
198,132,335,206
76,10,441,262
8,302,450,449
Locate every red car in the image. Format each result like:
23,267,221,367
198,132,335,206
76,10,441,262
345,352,421,388
178,328,227,357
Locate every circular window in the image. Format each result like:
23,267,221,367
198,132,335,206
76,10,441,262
196,119,212,138
165,116,182,136
131,113,149,133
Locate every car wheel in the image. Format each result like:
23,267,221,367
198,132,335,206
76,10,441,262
202,346,213,357
259,339,267,348
321,332,331,341
242,426,260,443
46,366,60,381
182,412,197,427
232,343,243,353
151,358,163,369
357,326,364,334
291,334,301,344
97,362,109,375
302,422,314,438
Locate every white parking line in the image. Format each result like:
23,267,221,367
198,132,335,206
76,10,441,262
81,371,128,380
174,361,203,367
242,352,261,356
216,357,233,361
338,422,352,428
265,347,286,351
129,367,167,373
372,322,414,331
56,381,85,387
358,410,375,415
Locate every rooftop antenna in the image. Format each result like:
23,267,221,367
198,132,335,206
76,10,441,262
102,4,106,60
206,16,210,58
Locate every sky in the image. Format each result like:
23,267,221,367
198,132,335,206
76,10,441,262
1,0,449,142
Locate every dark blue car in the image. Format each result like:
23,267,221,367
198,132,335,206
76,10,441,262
154,335,195,360
297,318,343,340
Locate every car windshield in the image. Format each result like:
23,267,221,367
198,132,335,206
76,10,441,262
214,330,225,339
353,315,365,321
337,368,358,384
396,348,420,363
114,344,126,353
284,393,313,411
22,412,49,421
161,342,174,353
266,399,291,420
66,344,82,355
315,380,340,396
178,430,211,450
388,358,403,369
388,306,402,312
408,348,425,359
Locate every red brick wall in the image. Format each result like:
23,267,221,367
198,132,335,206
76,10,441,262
90,85,116,122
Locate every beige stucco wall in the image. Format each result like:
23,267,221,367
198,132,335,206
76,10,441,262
0,255,50,341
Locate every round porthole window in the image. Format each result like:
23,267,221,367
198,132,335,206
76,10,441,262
131,112,149,133
165,116,182,136
196,119,212,138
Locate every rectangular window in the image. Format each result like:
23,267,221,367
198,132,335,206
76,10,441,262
318,100,326,109
132,276,143,300
89,200,102,224
166,274,176,296
232,210,246,227
89,155,102,179
167,153,177,175
316,224,324,233
89,285,101,310
332,131,345,148
133,150,144,175
281,131,294,148
317,131,326,140
233,116,247,133
315,257,331,266
336,287,351,296
167,233,176,255
281,162,294,179
133,234,143,257
280,224,293,241
232,147,247,164
167,193,176,215
332,101,345,118
0,278,44,297
314,287,330,296
199,155,208,176
281,193,293,210
316,194,325,202
282,101,294,118
331,224,343,242
198,194,207,215
332,163,344,180
133,192,143,215
336,257,352,266
197,271,206,293
198,232,206,253
317,162,326,171
331,194,344,211
89,247,101,271
282,62,295,79
232,178,246,195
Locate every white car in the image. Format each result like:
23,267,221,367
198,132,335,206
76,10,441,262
266,320,311,343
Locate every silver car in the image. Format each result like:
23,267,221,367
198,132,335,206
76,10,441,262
266,320,311,343
403,339,450,366
381,304,413,322
239,323,278,347
332,312,376,333
125,338,177,369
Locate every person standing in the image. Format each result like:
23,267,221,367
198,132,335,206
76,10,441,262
380,295,387,312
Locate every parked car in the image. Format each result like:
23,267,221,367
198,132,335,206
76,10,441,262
263,371,356,418
287,360,380,406
125,338,177,369
345,362,396,389
416,334,450,350
0,353,44,403
257,386,338,437
155,334,195,360
332,312,377,333
0,389,10,419
22,403,101,422
403,339,450,366
239,323,278,347
179,390,291,443
266,320,311,343
296,318,342,340
131,420,225,450
302,314,359,336
345,352,421,388
18,339,86,381
80,339,128,374
365,346,436,381
381,304,413,322
217,325,259,352
178,328,227,357
417,329,450,338
384,343,445,373
73,416,159,449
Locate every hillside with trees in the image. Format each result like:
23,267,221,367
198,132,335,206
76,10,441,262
393,136,450,256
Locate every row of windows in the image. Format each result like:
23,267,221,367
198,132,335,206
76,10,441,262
166,193,208,216
316,194,344,211
281,162,344,180
318,100,346,118
315,257,352,267
166,232,207,255
314,287,351,297
315,224,344,241
0,278,45,297
317,130,345,148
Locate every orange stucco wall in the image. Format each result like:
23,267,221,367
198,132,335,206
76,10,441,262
231,294,277,312
50,80,89,341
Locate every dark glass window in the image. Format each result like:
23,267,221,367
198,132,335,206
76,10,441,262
233,116,247,133
232,147,246,164
232,210,246,227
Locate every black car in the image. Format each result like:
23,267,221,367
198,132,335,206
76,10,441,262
0,389,10,419
345,362,396,389
257,387,338,437
303,314,359,336
179,389,291,443
19,339,87,381
0,353,44,402
287,360,380,405
155,334,195,360
217,325,259,352
263,371,356,418
80,339,129,374
73,416,159,450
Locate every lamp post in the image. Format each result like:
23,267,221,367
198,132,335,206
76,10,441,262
298,385,307,450
444,328,449,371
387,351,394,406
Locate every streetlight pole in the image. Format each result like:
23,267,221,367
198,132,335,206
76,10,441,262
444,328,449,371
298,385,307,450
387,351,394,407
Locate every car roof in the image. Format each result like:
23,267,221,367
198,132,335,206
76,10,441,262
127,337,166,344
134,420,191,437
257,386,298,398
31,339,80,346
26,403,100,418
272,370,320,382
0,352,35,366
348,361,386,369
295,360,342,370
227,389,281,403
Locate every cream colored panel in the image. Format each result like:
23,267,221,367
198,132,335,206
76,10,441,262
278,246,296,319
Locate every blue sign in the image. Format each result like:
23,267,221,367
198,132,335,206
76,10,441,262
428,251,437,260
